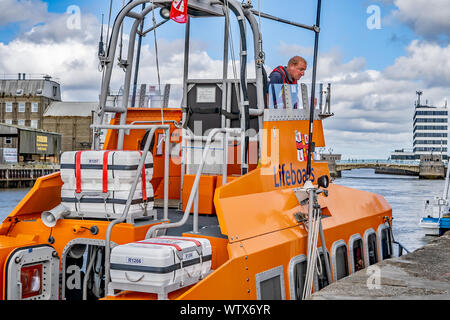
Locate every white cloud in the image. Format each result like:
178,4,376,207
0,0,49,26
392,0,450,39
384,40,450,87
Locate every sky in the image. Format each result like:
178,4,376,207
0,0,449,159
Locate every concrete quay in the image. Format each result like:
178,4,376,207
310,231,450,300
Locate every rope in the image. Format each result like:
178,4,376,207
302,194,322,300
224,1,240,93
105,0,113,53
119,0,125,61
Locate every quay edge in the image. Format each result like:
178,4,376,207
310,231,450,300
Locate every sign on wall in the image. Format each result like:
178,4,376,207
3,148,17,163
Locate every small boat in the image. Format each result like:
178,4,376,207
0,0,407,301
419,164,450,236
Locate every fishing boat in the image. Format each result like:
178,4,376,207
419,164,450,236
0,0,405,301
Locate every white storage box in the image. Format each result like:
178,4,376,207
60,184,154,219
59,150,154,220
60,150,153,189
109,236,212,297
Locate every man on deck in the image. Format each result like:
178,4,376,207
269,55,307,85
267,56,307,109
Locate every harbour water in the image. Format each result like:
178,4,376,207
334,168,442,251
0,168,442,252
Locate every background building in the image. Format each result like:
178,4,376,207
413,91,448,159
0,74,61,129
43,101,96,152
391,91,448,161
390,149,416,161
0,123,61,163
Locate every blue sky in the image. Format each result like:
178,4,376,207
0,0,411,69
0,0,449,158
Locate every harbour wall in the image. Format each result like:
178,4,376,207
0,164,59,188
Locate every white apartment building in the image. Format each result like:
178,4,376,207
413,95,448,159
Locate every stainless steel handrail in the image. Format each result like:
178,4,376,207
145,127,241,238
92,123,170,296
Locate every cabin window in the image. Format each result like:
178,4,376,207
255,266,285,300
288,255,306,300
365,231,378,266
350,236,365,272
332,240,349,281
378,224,393,260
315,250,331,290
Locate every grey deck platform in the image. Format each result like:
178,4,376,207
310,231,450,300
153,204,227,239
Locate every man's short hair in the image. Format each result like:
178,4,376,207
288,56,307,68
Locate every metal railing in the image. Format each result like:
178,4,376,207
145,127,242,238
92,123,171,294
336,159,421,166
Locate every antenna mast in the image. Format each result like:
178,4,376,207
416,90,423,107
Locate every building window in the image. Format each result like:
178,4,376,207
5,102,12,113
31,102,39,113
349,235,365,273
364,229,378,266
288,255,306,300
18,102,25,113
5,137,12,144
255,266,285,300
18,119,25,126
332,240,349,281
30,120,38,129
4,119,12,125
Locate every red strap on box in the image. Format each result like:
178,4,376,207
75,151,83,193
158,237,201,247
138,151,147,201
138,241,182,251
102,151,111,193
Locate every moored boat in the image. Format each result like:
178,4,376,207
419,163,450,236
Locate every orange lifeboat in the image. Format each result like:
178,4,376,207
0,0,400,302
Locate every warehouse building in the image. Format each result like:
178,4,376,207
43,101,96,152
0,123,61,163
